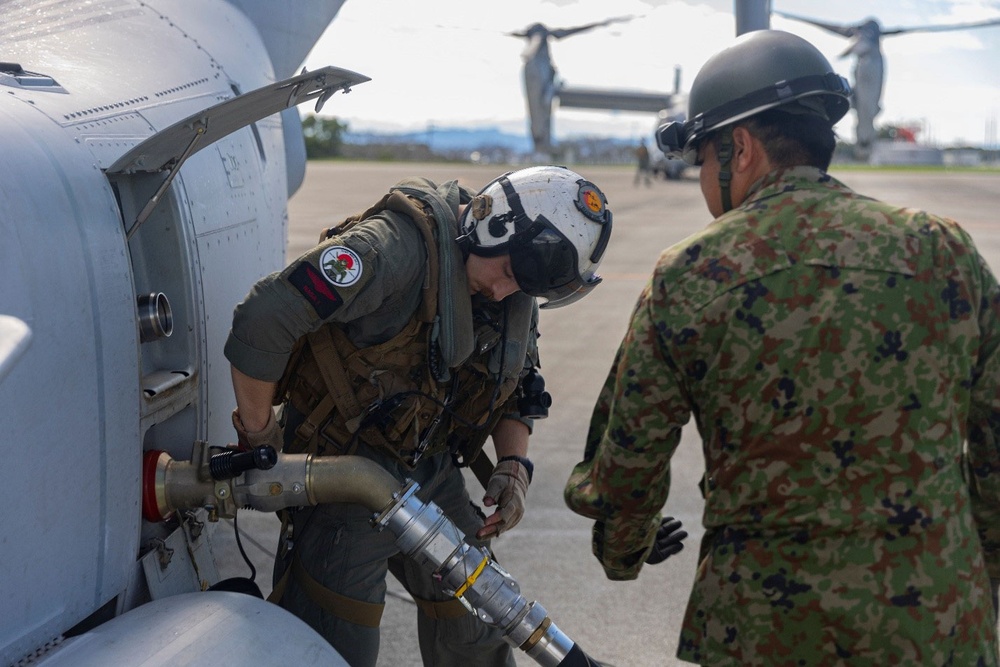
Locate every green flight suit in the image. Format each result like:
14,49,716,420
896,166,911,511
226,178,536,667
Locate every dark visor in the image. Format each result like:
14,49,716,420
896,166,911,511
508,217,605,309
494,174,611,309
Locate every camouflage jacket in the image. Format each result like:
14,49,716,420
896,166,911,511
565,167,1000,665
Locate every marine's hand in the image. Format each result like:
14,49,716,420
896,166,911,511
477,458,531,539
232,409,281,451
646,516,688,565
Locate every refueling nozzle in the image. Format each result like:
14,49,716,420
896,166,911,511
144,446,605,666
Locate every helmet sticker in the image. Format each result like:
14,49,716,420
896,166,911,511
470,194,493,220
320,246,363,287
575,181,609,223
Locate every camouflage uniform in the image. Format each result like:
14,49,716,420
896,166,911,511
565,166,1000,665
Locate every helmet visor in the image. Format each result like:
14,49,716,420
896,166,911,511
508,217,605,309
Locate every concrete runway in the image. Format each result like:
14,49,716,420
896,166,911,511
218,162,1000,666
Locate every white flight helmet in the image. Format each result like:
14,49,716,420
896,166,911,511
458,165,612,309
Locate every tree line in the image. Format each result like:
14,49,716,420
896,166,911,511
301,115,348,158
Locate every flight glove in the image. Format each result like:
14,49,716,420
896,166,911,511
479,456,532,539
646,516,688,565
232,409,282,451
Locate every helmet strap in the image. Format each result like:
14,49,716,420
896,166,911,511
454,231,474,259
717,127,734,214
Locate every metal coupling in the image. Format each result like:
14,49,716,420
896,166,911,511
373,481,576,666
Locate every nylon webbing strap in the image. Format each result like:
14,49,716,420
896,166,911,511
469,450,496,490
291,553,385,628
295,393,335,443
266,510,294,605
385,191,438,324
412,595,470,620
717,127,734,214
306,326,393,452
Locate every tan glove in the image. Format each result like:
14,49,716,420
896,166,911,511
478,457,532,539
232,409,281,451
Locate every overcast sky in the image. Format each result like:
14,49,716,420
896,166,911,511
302,0,1000,147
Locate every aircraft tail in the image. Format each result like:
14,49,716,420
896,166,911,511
224,0,348,78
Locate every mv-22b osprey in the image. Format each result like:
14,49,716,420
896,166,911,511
1,2,605,666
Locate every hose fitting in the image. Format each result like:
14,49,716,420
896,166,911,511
143,445,603,666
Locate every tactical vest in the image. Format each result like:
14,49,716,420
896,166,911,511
274,183,534,468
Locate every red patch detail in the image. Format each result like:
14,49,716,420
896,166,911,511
289,262,343,319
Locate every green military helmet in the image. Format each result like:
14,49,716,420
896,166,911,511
656,30,851,164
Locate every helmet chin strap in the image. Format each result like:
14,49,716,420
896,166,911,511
716,127,734,214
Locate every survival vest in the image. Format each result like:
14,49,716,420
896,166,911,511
274,180,537,470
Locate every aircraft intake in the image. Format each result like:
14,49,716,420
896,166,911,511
144,444,604,666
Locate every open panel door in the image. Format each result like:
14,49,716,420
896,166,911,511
108,66,369,175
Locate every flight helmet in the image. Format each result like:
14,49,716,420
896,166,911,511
656,30,851,165
458,166,612,309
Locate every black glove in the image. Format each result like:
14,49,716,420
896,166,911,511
646,516,688,565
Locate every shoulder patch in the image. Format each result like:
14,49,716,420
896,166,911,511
320,245,364,287
289,262,343,319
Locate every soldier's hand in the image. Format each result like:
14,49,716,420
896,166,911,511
232,409,281,451
646,516,688,565
477,457,531,539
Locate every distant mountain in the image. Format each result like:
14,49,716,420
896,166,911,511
344,126,533,153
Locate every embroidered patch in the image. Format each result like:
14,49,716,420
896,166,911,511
575,181,609,224
288,262,343,319
320,246,363,287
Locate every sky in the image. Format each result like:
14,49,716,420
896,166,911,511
301,0,1000,148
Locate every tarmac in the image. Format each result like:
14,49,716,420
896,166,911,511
216,161,1000,667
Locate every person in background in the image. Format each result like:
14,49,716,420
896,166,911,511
634,138,652,186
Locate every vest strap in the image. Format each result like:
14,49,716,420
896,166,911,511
295,392,335,443
306,326,394,453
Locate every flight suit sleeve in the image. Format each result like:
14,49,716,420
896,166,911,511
964,247,1000,581
564,280,691,580
225,216,424,381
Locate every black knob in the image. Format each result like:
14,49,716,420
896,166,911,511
209,445,278,480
